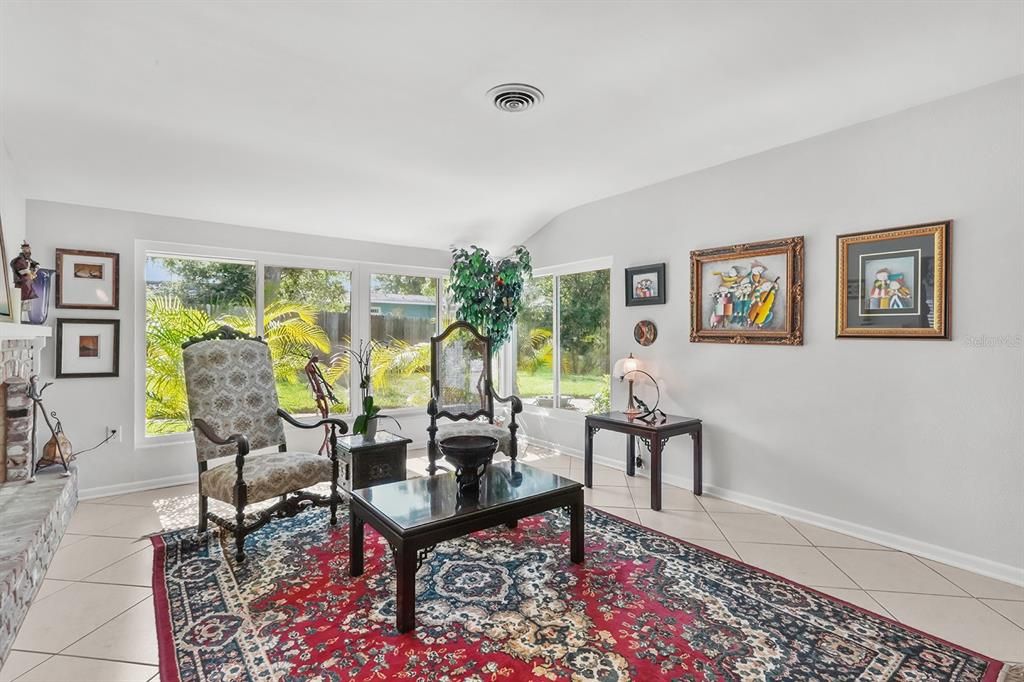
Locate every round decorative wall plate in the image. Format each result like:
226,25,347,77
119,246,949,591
634,320,657,346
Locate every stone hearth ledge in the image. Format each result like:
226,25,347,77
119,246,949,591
0,466,78,666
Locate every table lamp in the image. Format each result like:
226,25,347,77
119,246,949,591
613,353,643,417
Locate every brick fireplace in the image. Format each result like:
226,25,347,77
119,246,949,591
0,324,78,667
0,337,42,483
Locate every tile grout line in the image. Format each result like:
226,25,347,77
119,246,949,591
59,543,151,584
698,500,742,559
11,650,158,670
50,580,152,663
908,553,977,597
4,652,52,682
780,517,898,620
975,598,1024,634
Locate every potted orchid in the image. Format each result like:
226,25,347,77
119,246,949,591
342,340,401,439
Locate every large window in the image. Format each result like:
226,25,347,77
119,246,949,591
142,246,445,442
264,266,352,415
558,270,610,412
144,254,256,435
515,275,554,405
514,268,610,414
369,273,439,409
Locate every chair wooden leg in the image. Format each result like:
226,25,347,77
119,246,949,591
198,494,208,533
234,503,246,563
508,424,519,463
330,461,339,526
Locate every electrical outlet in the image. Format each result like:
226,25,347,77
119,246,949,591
106,425,123,443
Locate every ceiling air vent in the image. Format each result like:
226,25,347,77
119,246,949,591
487,83,544,113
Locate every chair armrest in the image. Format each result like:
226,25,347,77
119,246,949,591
490,388,523,414
193,418,250,455
277,409,349,434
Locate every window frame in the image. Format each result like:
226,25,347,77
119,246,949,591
134,239,445,448
510,257,613,418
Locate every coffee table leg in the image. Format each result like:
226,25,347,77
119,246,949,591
395,545,417,633
349,510,364,577
570,495,584,564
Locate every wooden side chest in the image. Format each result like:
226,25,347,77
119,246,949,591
337,430,411,492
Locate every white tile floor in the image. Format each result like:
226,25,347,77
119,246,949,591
3,449,1023,681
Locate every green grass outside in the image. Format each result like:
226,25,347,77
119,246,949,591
516,367,606,398
276,380,351,415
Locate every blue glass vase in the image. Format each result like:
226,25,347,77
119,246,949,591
25,268,54,324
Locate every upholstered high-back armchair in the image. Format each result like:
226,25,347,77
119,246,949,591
426,321,522,473
182,328,347,562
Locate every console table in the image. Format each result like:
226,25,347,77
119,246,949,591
584,411,702,511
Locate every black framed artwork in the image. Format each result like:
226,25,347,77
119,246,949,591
56,318,120,378
625,263,666,306
836,221,950,339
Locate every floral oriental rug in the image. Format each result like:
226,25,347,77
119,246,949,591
152,505,1011,681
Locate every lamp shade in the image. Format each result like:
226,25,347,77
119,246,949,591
613,353,641,378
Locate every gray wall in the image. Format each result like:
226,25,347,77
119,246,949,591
525,77,1024,575
26,200,449,494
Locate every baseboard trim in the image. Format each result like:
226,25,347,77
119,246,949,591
522,435,1024,587
80,473,198,501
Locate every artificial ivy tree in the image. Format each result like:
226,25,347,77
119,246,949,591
448,245,532,353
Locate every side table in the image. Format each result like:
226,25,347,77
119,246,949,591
584,411,702,511
337,430,411,492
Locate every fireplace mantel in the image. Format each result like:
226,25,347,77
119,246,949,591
0,324,51,339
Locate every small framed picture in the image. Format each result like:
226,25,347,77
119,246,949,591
56,319,120,378
56,249,120,309
836,221,950,338
690,236,804,345
625,263,666,306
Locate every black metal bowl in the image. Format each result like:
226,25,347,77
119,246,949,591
438,435,499,495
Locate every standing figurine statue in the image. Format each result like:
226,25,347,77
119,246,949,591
10,241,40,302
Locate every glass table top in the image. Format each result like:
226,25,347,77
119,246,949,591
351,462,580,531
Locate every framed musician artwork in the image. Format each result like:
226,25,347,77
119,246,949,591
836,221,950,339
690,236,804,345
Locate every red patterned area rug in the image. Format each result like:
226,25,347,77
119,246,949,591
152,505,1008,681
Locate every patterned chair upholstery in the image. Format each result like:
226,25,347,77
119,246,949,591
182,330,347,562
427,321,522,473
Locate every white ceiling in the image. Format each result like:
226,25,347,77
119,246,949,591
1,1,1021,252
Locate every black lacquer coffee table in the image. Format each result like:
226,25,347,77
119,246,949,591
348,461,584,633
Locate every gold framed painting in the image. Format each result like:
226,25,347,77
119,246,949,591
690,236,804,345
836,221,950,339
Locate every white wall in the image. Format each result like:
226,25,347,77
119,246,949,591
1,139,27,254
525,77,1024,578
26,200,450,497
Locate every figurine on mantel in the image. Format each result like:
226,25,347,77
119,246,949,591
11,241,39,303
9,241,40,323
9,242,54,324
